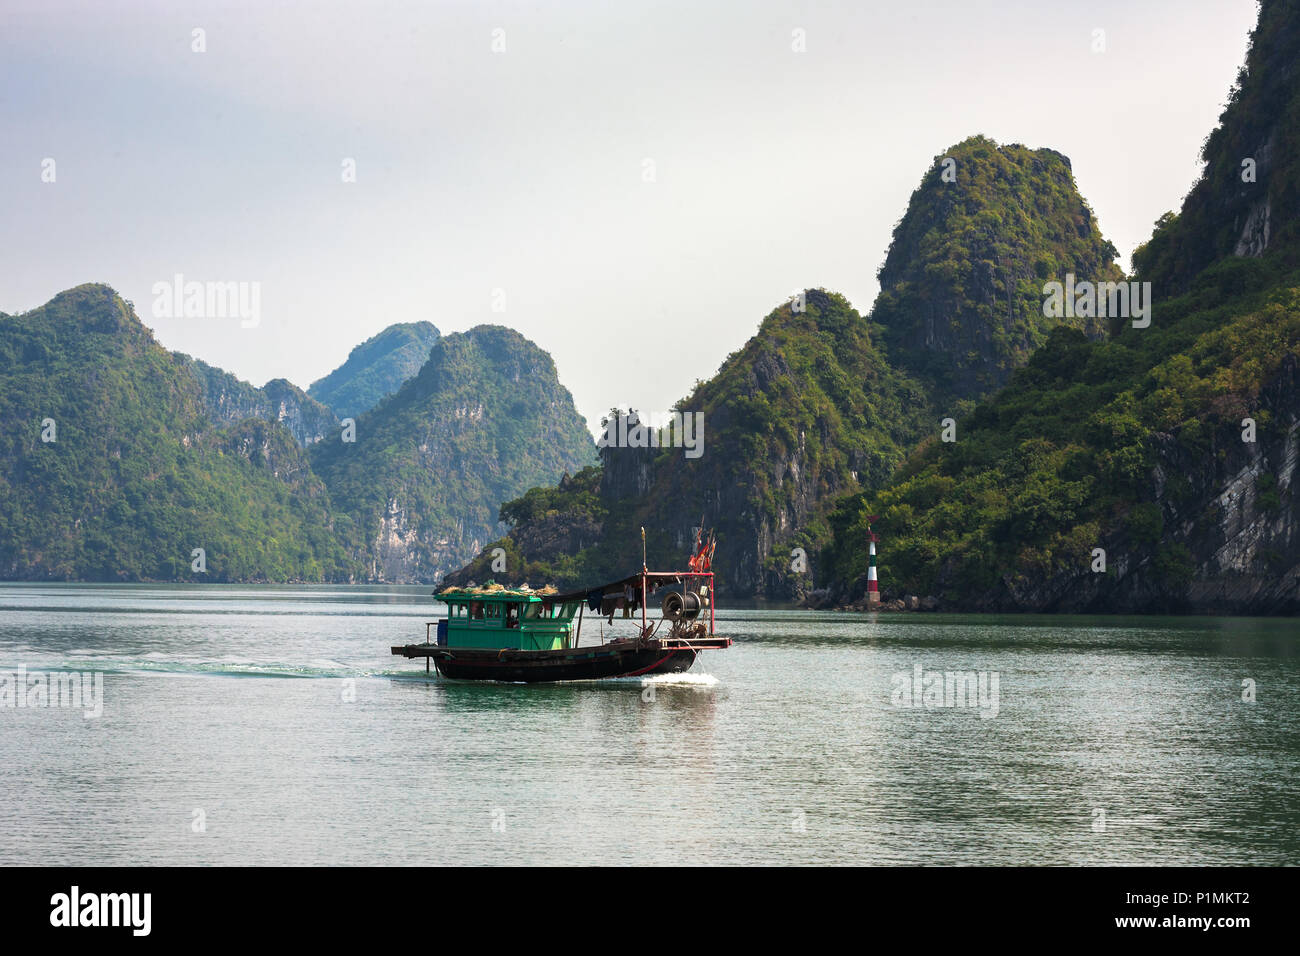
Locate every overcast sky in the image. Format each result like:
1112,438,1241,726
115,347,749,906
1,0,1259,435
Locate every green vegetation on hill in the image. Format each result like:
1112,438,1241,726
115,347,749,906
450,290,934,595
453,465,608,588
0,285,355,581
822,0,1300,612
1133,0,1300,293
874,136,1121,403
449,135,1124,598
310,325,596,582
308,321,440,419
824,256,1300,607
0,289,590,585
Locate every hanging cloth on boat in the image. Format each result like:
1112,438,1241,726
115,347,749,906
587,589,602,612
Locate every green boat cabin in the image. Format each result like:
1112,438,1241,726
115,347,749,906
436,589,582,651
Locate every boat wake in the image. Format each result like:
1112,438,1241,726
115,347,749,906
640,672,719,687
3,653,381,680
2,652,722,689
557,671,720,689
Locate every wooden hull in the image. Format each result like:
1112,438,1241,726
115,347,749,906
391,636,728,684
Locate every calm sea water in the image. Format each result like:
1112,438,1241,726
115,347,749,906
0,583,1295,866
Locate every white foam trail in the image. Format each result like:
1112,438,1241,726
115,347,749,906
640,672,719,687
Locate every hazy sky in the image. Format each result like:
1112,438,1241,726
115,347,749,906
1,0,1259,435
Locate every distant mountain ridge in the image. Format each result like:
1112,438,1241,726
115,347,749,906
309,324,597,582
0,287,592,584
308,321,440,419
0,284,352,581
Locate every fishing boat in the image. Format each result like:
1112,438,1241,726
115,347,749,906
391,533,730,682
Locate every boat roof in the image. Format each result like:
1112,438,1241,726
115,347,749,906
435,583,557,602
435,570,710,605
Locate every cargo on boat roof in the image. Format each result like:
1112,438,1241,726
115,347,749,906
437,569,699,603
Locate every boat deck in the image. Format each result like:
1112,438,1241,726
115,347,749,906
391,634,731,661
391,633,730,683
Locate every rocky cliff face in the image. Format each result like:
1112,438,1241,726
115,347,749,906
1181,358,1300,612
1146,354,1299,613
184,358,339,447
652,290,916,599
1133,0,1300,293
602,401,878,598
989,355,1300,614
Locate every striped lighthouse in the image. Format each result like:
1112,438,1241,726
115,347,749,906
866,516,880,606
